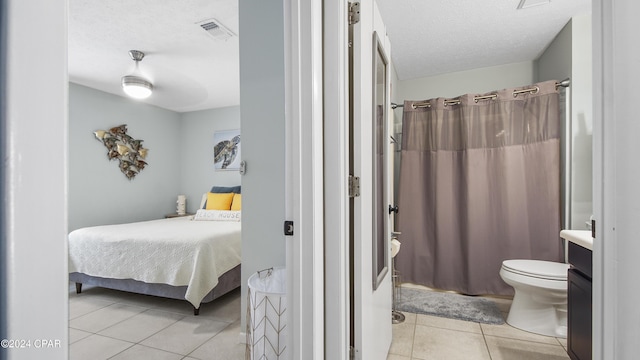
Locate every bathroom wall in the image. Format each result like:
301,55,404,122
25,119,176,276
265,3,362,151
536,19,572,232
569,14,593,230
537,15,593,230
395,60,537,103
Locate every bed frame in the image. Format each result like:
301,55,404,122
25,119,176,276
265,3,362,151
70,264,241,315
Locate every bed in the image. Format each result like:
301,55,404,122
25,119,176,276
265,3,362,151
69,188,242,315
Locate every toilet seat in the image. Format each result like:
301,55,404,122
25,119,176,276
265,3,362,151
502,259,568,281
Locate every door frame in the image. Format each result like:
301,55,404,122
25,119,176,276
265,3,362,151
4,1,636,360
591,0,640,358
3,0,69,359
322,0,350,359
283,0,326,359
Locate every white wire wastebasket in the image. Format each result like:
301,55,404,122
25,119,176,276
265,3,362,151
246,267,286,360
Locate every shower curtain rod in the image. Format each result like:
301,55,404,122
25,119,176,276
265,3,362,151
391,78,571,110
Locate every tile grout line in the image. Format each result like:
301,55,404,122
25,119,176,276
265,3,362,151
69,288,242,360
482,332,567,347
96,308,187,346
71,303,232,359
104,342,136,360
70,301,168,353
74,302,149,334
68,300,115,320
410,318,417,360
480,321,493,360
106,343,187,360
183,321,235,359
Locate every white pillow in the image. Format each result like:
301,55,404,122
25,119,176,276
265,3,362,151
193,209,241,222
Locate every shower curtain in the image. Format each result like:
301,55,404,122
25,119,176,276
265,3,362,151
395,80,563,295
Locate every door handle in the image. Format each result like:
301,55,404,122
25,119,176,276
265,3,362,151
388,205,399,214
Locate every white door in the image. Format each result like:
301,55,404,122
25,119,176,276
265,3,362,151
350,2,393,359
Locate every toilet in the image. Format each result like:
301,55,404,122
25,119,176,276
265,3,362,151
499,259,569,338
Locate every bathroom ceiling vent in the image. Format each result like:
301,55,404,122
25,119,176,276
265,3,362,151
196,18,235,41
517,0,550,9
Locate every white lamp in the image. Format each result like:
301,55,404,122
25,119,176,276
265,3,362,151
122,50,153,99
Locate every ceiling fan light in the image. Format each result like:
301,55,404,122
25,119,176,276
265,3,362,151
122,75,153,99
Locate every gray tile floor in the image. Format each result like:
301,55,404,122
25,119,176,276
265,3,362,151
69,284,569,360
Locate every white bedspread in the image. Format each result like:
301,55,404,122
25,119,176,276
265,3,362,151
68,216,241,307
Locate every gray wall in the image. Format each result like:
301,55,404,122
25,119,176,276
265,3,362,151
69,84,181,231
537,16,593,230
395,60,537,103
537,20,572,82
68,84,241,231
238,0,287,329
179,106,242,214
537,20,573,232
568,14,593,231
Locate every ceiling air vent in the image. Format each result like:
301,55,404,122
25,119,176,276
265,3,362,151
196,18,235,41
517,0,550,9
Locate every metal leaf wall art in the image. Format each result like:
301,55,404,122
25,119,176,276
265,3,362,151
94,124,148,180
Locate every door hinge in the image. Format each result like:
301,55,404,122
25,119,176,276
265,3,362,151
349,346,358,359
348,2,360,25
348,175,360,198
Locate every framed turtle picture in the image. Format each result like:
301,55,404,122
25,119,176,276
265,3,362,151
213,129,241,171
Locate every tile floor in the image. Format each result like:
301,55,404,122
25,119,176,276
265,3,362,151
68,283,245,360
388,292,570,360
69,284,569,360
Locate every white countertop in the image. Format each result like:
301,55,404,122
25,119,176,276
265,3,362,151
560,230,593,251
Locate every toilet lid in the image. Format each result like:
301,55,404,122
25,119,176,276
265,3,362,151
502,259,569,280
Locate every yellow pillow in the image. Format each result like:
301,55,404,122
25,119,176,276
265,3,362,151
231,194,242,211
205,192,234,210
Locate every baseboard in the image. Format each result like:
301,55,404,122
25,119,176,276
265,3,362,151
238,331,247,344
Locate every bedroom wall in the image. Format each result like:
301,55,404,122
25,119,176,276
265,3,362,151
68,83,181,231
238,0,287,331
179,106,241,213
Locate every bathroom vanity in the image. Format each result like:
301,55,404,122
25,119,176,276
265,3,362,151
560,230,593,360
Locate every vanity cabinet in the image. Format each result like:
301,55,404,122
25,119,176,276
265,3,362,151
567,241,592,360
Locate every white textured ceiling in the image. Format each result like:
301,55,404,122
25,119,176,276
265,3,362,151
377,0,591,80
68,0,239,113
68,0,591,113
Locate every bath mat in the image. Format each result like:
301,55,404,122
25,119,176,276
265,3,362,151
396,287,505,324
